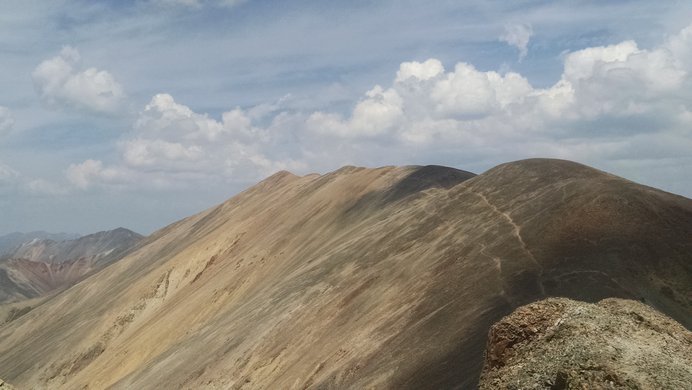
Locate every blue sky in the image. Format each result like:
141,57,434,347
0,0,691,235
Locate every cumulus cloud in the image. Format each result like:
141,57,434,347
0,106,14,136
67,24,692,196
68,94,305,190
32,46,125,114
667,24,692,69
396,59,445,83
307,85,404,138
320,23,691,146
500,23,533,61
67,159,107,189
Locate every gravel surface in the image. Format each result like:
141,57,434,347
479,298,692,389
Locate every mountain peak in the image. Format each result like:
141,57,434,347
486,158,609,181
254,170,300,189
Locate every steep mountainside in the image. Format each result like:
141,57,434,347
479,298,692,389
0,159,689,389
0,228,142,304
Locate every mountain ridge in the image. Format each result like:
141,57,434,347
0,158,689,389
0,232,80,257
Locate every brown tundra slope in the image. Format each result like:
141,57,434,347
0,159,689,389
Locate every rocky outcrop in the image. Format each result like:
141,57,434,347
479,298,692,389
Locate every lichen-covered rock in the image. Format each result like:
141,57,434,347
479,298,692,389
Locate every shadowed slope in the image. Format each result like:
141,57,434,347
384,165,476,202
0,159,689,390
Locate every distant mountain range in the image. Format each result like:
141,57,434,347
0,159,689,389
0,232,79,257
0,228,142,304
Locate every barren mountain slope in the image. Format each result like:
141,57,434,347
0,159,689,390
0,228,142,303
0,378,15,390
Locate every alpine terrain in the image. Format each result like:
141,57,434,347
0,159,689,389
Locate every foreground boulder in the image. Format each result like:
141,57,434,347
479,298,692,389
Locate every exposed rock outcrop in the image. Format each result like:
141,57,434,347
479,298,692,389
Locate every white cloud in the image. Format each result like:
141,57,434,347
0,162,19,182
67,24,692,196
396,59,445,83
67,159,106,189
135,93,228,142
557,39,688,121
66,159,136,190
68,94,304,190
32,46,125,114
122,139,204,168
667,24,692,71
500,23,533,61
0,106,14,136
430,63,533,117
307,85,404,138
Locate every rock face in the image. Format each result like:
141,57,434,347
0,228,142,304
0,159,689,389
479,298,692,389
